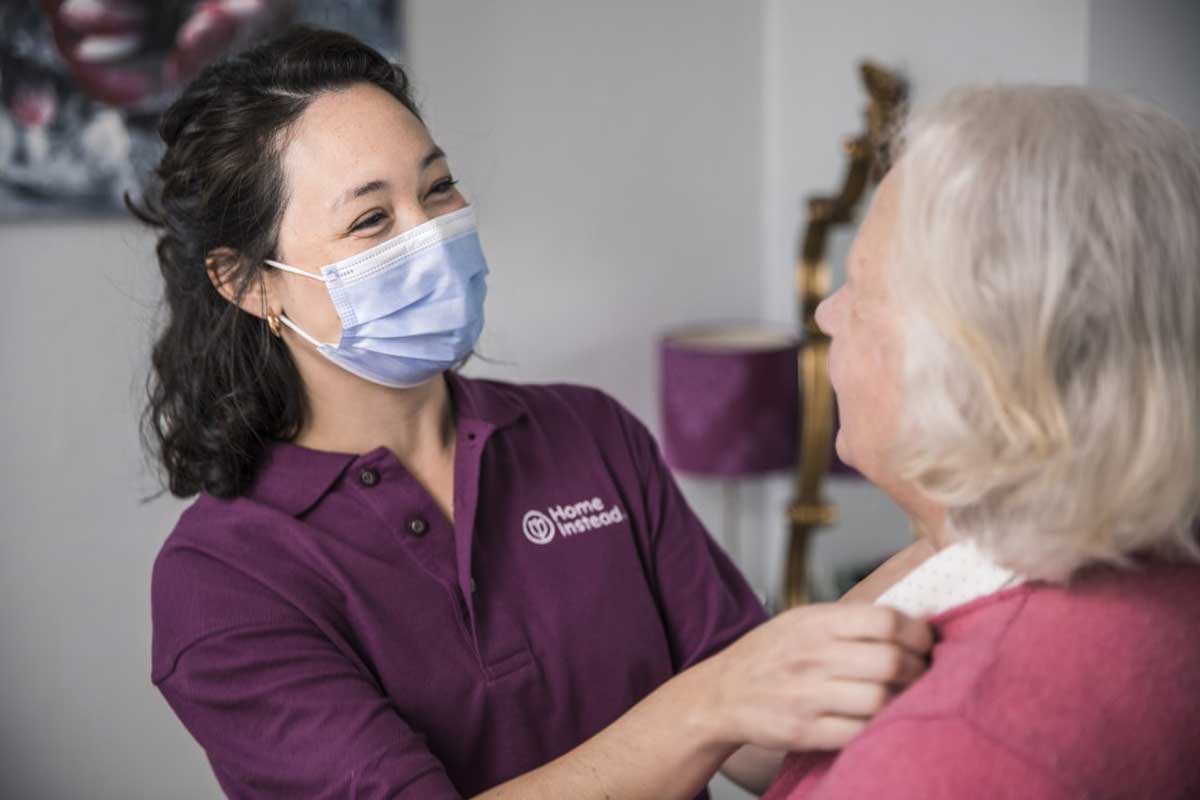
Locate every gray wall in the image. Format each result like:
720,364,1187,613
1089,0,1200,130
408,0,765,430
2,2,1194,798
1,223,200,796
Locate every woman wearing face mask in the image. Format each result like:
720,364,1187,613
139,27,931,799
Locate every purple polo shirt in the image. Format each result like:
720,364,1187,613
151,373,766,798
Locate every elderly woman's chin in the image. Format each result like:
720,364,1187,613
829,394,918,522
832,427,851,470
832,432,880,490
832,424,874,484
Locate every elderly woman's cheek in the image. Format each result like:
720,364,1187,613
871,326,906,458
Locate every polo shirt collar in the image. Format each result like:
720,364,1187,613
245,440,356,517
445,370,526,430
245,372,526,517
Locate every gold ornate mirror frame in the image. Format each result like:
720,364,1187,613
784,62,907,608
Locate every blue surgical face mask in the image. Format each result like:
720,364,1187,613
265,205,489,388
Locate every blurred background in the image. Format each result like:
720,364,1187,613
1,1,1197,797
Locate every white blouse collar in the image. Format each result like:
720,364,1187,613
875,540,1026,618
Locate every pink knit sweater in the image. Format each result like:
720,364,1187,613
764,563,1200,800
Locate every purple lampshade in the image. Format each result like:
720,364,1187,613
659,324,800,477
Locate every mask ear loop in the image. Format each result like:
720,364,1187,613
264,259,326,280
275,313,328,348
263,259,334,348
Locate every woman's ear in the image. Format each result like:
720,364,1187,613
206,247,269,319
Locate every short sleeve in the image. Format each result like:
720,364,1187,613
155,620,462,800
802,717,1073,800
151,539,462,800
611,398,768,670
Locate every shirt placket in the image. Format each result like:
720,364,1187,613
455,418,537,682
347,450,478,661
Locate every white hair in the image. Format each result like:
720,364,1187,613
890,85,1200,581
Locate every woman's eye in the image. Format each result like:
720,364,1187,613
430,178,459,197
351,211,387,232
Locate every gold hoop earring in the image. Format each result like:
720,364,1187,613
267,313,283,339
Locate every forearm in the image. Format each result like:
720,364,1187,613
475,601,934,799
473,660,735,800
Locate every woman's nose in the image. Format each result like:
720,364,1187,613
396,209,433,233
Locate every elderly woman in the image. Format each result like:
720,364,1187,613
765,85,1200,799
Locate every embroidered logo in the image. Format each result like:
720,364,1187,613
522,510,557,545
522,497,626,545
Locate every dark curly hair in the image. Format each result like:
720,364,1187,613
130,26,422,499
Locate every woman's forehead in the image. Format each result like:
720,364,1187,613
281,85,432,203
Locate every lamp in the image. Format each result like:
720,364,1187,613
658,323,858,603
659,324,800,570
660,325,800,476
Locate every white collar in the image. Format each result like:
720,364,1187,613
875,540,1026,618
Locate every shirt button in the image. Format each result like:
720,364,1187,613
470,578,477,593
358,467,380,488
406,517,429,537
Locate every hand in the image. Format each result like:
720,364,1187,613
698,603,932,752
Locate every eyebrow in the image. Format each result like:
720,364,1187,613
421,145,447,171
331,147,448,211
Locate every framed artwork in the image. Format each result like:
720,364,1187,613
0,0,402,220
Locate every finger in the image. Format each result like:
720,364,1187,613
817,679,896,719
893,612,935,655
818,640,928,685
800,715,870,751
831,605,934,656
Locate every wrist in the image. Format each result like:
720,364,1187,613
668,653,739,754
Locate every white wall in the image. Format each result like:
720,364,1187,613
0,222,205,797
409,0,765,421
5,2,1191,798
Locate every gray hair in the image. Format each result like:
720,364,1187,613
890,85,1200,581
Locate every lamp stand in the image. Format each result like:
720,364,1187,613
722,479,742,568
